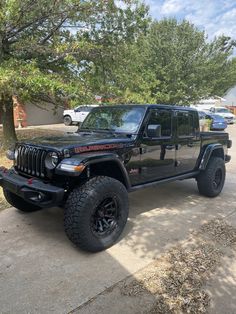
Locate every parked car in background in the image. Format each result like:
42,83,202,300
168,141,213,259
63,105,98,126
198,111,227,131
209,107,235,124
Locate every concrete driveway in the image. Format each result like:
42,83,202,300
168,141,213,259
0,126,236,314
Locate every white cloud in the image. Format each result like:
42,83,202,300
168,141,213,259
144,0,236,41
160,0,183,15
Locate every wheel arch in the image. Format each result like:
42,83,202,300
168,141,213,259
198,144,225,170
85,158,131,190
63,114,72,119
57,153,131,190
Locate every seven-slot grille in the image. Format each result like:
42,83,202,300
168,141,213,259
15,144,47,178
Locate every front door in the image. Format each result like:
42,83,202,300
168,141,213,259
139,109,176,183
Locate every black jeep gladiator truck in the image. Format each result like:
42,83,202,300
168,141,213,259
0,105,232,252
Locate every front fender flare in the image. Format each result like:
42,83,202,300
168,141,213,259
56,152,131,189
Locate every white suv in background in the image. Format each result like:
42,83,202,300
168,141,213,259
209,107,235,124
63,105,98,126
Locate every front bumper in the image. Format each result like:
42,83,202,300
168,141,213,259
0,168,65,208
225,117,235,124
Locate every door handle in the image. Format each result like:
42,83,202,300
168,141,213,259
166,145,175,150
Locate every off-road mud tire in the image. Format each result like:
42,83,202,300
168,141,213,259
64,176,129,252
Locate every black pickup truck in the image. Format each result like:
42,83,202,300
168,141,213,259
0,105,232,252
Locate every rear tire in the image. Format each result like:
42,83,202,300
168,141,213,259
64,176,129,252
197,157,225,197
64,115,72,126
3,189,41,212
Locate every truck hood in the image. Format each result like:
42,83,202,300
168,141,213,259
63,109,74,115
21,131,135,152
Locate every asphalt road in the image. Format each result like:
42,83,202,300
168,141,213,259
0,125,235,314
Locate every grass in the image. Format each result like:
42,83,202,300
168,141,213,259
0,127,65,210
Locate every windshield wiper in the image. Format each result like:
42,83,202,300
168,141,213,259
98,129,135,138
96,128,119,137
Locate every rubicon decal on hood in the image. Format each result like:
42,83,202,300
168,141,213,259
74,143,124,153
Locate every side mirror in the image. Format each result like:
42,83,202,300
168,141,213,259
147,124,161,138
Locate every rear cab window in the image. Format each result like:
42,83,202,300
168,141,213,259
177,111,196,137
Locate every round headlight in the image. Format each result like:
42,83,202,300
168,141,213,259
45,152,59,170
6,149,15,160
14,149,18,160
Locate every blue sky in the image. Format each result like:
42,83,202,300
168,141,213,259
144,0,236,40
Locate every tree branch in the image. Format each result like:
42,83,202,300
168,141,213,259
39,16,68,45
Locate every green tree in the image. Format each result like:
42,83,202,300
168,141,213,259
132,19,236,105
90,18,236,105
0,0,146,147
74,1,150,102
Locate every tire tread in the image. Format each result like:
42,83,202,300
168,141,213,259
197,157,225,197
64,176,128,252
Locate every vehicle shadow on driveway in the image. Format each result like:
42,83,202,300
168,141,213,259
12,177,236,259
122,178,236,259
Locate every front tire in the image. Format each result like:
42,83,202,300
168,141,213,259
3,189,41,212
64,176,129,252
63,115,72,126
197,157,225,197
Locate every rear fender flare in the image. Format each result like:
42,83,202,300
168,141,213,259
199,144,224,170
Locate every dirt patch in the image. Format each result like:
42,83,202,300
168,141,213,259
121,219,236,314
200,218,236,247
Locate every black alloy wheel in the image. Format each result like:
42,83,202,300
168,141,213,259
91,197,119,237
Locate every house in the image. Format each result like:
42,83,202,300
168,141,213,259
12,97,64,128
224,86,236,115
191,96,226,111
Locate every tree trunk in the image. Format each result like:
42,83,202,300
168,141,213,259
0,97,17,148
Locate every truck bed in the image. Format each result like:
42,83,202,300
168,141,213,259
200,131,229,150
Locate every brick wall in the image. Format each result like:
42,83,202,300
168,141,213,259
13,96,27,127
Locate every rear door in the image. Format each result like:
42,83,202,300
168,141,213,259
139,108,176,182
175,110,200,174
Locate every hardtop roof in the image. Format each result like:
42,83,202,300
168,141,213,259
96,104,197,112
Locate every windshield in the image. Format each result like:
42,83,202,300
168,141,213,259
81,106,146,133
216,108,230,113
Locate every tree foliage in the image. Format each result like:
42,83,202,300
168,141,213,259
0,0,146,145
0,1,236,147
90,19,236,105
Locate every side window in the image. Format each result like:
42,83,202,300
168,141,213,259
147,109,172,137
198,112,205,119
177,112,195,137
